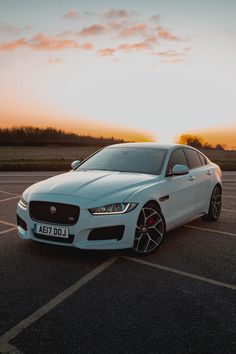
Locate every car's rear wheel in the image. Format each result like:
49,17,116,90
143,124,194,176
205,185,222,221
132,203,165,254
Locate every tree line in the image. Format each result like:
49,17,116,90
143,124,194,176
178,134,225,150
0,127,127,146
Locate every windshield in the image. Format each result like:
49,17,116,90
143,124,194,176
77,147,167,175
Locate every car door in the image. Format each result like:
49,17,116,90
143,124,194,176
184,148,213,213
164,148,196,230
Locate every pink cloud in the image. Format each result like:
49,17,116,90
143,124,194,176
97,47,116,57
0,38,27,51
157,29,179,41
80,42,94,50
29,33,80,50
119,23,148,37
79,24,107,36
118,40,151,52
0,33,93,51
62,10,80,19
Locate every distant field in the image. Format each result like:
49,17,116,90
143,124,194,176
0,146,100,171
0,146,235,171
200,149,236,171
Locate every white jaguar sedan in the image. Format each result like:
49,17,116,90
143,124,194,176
17,143,222,254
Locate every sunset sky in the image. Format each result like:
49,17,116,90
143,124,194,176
0,0,235,148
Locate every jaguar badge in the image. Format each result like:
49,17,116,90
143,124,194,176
49,205,57,214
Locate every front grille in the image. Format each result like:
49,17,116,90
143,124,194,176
29,201,80,225
34,233,75,244
88,225,125,241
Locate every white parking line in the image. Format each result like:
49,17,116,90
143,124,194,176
0,227,17,235
184,225,236,237
222,208,236,213
223,195,236,199
0,196,20,202
0,191,20,196
0,257,118,353
0,220,17,227
124,257,236,290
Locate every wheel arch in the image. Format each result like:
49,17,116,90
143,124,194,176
144,199,161,210
143,199,166,231
214,183,222,193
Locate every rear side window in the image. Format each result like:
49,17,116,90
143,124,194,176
184,148,202,169
167,148,188,174
198,152,207,165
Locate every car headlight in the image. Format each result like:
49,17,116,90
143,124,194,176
19,196,28,208
89,203,138,215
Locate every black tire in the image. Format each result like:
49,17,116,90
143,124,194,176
205,185,222,221
132,202,165,254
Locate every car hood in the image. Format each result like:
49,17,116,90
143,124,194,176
24,170,160,203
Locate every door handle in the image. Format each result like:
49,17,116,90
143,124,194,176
207,170,212,175
188,175,196,181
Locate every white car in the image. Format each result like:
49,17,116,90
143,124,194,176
17,143,222,254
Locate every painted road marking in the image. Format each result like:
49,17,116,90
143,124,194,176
223,195,236,199
184,225,236,237
0,220,17,227
124,257,236,291
0,227,17,235
0,191,20,196
0,257,118,353
222,208,236,213
0,196,20,202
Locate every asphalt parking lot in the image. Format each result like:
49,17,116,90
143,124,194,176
0,172,235,354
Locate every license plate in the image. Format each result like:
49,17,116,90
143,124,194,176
36,224,69,238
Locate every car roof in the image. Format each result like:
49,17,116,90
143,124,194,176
106,142,189,150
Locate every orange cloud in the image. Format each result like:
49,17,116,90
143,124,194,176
119,23,148,37
118,40,150,51
79,24,107,36
118,35,157,52
62,10,80,19
80,42,93,50
0,38,27,51
30,33,80,50
157,29,179,41
97,47,116,57
0,33,93,51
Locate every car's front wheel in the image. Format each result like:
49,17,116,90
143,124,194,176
132,202,165,254
205,185,222,221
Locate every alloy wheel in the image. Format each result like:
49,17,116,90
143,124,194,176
210,186,222,220
133,204,165,254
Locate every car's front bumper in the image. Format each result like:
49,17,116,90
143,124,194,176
16,194,140,250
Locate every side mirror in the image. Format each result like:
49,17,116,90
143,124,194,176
171,164,189,176
71,160,81,170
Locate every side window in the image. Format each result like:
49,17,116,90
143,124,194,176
167,149,188,174
184,148,202,169
198,152,207,165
